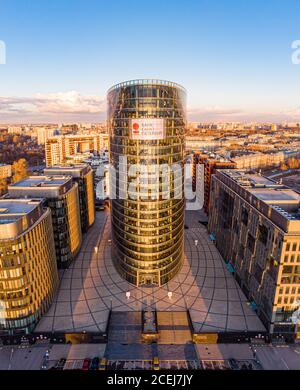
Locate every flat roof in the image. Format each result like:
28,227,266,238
44,164,90,177
0,199,41,218
0,199,44,238
10,176,72,188
249,188,300,202
217,170,300,224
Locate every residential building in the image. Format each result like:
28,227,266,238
45,133,103,166
0,164,12,180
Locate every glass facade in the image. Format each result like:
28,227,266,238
48,184,82,268
107,79,186,286
0,204,59,334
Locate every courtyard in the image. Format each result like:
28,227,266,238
35,209,265,334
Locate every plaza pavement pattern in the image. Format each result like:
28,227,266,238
35,210,265,334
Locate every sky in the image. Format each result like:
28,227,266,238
0,0,300,123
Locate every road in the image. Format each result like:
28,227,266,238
254,344,300,370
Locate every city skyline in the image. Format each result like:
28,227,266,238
1,0,300,123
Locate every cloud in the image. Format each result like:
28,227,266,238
0,91,106,122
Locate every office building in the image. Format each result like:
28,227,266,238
108,79,186,286
8,176,82,269
44,164,95,233
209,170,300,339
0,199,58,334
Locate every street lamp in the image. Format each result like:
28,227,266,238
126,291,130,300
168,292,173,300
195,240,198,246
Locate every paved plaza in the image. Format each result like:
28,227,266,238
35,209,265,334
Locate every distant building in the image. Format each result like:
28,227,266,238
37,127,56,145
44,164,95,233
8,176,82,269
0,199,59,334
209,170,300,340
192,153,236,214
231,151,300,170
99,133,109,150
0,164,12,180
45,134,103,166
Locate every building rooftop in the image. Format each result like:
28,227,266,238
10,176,70,188
0,199,45,239
107,79,186,94
217,170,300,231
44,164,91,178
8,176,74,198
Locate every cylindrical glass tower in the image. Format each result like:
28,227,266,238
107,79,186,286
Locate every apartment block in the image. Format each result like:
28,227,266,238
45,134,103,166
0,164,12,180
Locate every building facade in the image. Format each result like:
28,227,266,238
108,79,186,287
0,199,58,334
45,134,103,166
192,153,236,214
0,164,12,180
44,164,95,233
208,170,300,339
8,176,82,269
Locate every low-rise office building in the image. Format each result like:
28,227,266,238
0,199,59,334
209,170,300,339
8,176,82,269
44,164,95,233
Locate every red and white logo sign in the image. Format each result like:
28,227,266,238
130,119,165,140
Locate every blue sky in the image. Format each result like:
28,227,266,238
0,0,300,122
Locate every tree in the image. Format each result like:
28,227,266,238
12,158,28,183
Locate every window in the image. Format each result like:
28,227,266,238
241,207,248,225
258,225,268,245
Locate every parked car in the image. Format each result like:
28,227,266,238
82,358,91,371
228,358,239,370
89,357,100,370
99,358,107,370
55,358,66,370
153,357,160,370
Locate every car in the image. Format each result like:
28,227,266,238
99,358,107,370
228,358,239,370
82,358,91,371
153,356,160,370
184,225,189,229
55,358,66,370
89,357,100,370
